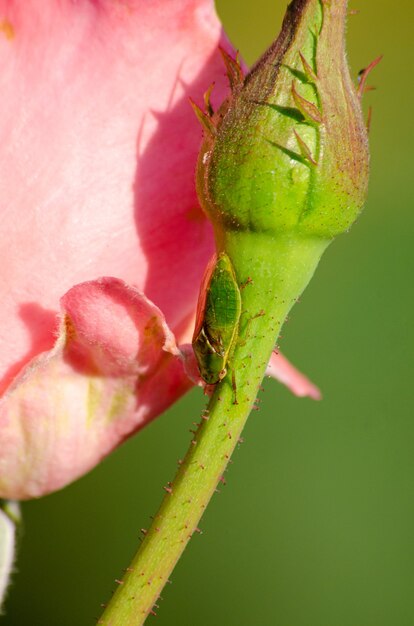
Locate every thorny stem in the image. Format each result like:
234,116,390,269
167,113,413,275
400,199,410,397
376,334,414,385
99,233,329,625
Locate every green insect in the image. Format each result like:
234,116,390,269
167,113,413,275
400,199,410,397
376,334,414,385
192,253,242,385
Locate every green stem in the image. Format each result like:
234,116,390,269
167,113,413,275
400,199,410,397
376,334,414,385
99,233,329,626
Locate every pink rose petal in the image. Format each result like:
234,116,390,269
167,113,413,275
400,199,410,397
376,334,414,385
0,278,191,499
266,352,322,400
0,0,232,394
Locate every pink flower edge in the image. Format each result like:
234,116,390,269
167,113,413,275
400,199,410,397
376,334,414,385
0,278,190,499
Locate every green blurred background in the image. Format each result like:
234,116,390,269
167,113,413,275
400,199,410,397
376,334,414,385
3,1,413,624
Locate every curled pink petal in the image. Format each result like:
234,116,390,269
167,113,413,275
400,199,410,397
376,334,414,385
61,278,181,376
266,352,322,401
0,278,191,500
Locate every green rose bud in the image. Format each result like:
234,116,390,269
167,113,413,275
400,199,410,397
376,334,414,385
194,0,369,239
